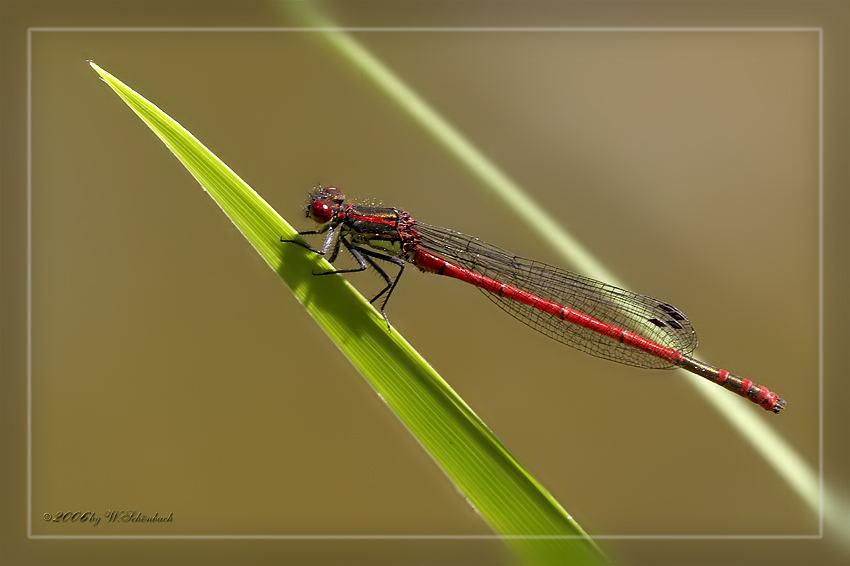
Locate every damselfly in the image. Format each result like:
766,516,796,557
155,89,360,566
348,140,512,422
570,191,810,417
282,187,785,414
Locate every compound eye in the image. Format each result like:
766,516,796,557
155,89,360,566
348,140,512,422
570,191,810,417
309,200,333,223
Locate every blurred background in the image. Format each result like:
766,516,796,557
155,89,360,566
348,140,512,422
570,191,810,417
3,1,848,565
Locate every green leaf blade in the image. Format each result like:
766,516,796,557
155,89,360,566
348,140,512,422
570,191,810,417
90,61,606,565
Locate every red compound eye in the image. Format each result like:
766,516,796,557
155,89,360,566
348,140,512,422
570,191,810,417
309,200,333,223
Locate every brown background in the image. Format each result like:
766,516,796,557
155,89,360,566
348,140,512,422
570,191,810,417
2,1,848,565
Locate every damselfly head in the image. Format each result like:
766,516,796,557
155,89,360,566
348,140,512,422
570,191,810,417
305,186,345,224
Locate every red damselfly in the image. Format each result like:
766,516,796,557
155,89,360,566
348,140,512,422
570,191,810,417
282,187,785,414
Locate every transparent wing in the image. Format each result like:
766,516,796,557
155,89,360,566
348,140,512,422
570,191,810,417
414,222,697,369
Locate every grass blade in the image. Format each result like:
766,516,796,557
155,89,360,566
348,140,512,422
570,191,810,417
89,61,606,565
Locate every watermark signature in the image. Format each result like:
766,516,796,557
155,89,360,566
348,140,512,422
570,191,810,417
43,510,173,527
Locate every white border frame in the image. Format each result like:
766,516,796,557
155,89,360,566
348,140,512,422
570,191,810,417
27,26,824,541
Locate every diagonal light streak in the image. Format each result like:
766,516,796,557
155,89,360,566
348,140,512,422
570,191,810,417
283,3,829,538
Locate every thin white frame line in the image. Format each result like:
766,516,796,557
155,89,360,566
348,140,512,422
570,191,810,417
26,26,824,541
817,26,824,539
28,26,822,32
26,25,34,542
27,534,824,540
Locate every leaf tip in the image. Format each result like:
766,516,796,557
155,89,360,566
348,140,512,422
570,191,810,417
88,60,112,85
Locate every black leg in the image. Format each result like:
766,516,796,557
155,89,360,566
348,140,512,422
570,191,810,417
349,246,405,329
316,238,405,329
312,235,371,276
281,225,336,255
282,228,406,329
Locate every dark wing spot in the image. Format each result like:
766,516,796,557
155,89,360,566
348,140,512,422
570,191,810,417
658,303,687,321
666,320,684,330
648,318,668,328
